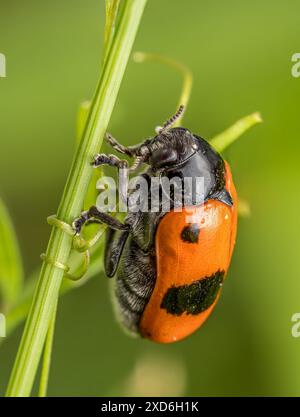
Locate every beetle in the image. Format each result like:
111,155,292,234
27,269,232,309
73,106,238,343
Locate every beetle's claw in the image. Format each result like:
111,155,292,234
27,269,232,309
72,218,83,235
72,210,89,235
91,154,99,167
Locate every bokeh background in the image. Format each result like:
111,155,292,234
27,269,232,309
1,0,300,396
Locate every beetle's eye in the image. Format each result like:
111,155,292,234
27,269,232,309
179,145,187,155
150,148,178,168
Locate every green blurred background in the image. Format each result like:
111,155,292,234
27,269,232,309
1,0,300,396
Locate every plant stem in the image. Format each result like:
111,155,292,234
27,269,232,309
104,0,121,63
38,298,58,397
6,0,147,397
3,242,103,343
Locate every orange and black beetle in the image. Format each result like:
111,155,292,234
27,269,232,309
73,108,237,343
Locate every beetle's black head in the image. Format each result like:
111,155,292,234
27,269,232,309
144,127,200,171
129,105,224,182
127,106,199,172
129,106,219,173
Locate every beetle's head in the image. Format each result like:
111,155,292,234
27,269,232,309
145,127,199,171
131,106,204,172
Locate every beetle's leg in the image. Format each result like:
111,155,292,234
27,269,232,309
73,205,130,235
105,133,137,157
92,153,128,169
105,133,151,173
104,228,129,277
92,153,128,203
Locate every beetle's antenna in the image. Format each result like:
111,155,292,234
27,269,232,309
155,105,185,134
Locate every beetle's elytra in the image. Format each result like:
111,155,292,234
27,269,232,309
73,108,238,343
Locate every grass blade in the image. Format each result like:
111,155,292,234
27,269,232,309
0,198,23,310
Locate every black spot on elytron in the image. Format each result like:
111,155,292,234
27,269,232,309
181,224,200,243
160,270,225,316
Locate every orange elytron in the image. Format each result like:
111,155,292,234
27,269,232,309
140,163,237,343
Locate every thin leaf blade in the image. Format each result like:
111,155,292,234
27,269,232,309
0,198,23,309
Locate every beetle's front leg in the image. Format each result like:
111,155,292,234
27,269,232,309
92,153,128,170
72,205,131,235
105,133,138,157
92,153,129,203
